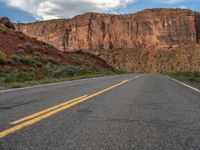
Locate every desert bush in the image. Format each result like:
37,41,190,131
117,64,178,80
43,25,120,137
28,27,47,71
4,70,20,83
12,54,42,67
44,65,91,77
34,52,41,57
24,42,34,52
21,71,36,81
46,56,59,65
17,49,25,54
33,55,41,62
0,51,7,65
32,55,42,68
33,46,41,51
12,54,21,62
20,55,32,65
25,42,33,48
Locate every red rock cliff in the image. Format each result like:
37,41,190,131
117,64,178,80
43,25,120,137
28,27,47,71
17,9,200,72
196,13,200,42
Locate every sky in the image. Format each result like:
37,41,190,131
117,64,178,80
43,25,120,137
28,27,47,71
0,0,199,23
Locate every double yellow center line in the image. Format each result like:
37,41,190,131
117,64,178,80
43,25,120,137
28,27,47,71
0,76,140,138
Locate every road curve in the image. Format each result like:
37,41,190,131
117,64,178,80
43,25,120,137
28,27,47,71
0,74,200,150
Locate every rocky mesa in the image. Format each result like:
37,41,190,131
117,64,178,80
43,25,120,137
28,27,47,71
17,8,200,73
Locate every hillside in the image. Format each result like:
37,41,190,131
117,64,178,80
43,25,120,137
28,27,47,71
0,17,115,88
17,8,200,73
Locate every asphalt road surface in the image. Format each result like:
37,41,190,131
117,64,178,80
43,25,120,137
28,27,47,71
0,74,200,150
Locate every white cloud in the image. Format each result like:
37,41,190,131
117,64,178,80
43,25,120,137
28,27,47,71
178,5,188,9
159,0,185,4
2,0,135,20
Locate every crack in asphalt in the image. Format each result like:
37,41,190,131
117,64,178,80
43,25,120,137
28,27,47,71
0,99,42,111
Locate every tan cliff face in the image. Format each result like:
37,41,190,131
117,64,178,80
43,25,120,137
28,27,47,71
17,9,200,73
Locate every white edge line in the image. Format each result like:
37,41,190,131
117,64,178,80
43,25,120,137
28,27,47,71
165,75,200,93
0,81,71,93
0,74,132,93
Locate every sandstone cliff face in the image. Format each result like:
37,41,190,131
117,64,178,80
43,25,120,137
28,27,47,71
17,9,200,72
18,9,198,51
196,13,200,42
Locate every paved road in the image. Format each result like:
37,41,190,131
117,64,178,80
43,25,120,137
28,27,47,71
0,74,200,150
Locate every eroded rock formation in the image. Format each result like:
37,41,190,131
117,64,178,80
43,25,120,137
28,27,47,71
17,9,200,72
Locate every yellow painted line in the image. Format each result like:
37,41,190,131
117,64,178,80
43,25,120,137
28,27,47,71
0,76,139,138
11,95,88,125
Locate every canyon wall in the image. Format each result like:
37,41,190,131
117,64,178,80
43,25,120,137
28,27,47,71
196,13,200,42
17,9,200,72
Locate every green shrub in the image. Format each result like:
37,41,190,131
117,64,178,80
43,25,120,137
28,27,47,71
0,51,7,65
24,42,33,50
34,52,41,57
5,70,20,83
32,60,42,68
44,65,91,77
20,55,32,65
167,72,200,82
12,54,42,67
12,54,32,65
33,46,41,51
46,56,59,64
33,55,41,62
17,49,25,54
12,54,21,62
21,71,36,81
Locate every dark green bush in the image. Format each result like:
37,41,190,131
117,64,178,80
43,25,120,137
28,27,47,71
32,55,42,68
20,55,32,65
44,65,91,77
46,56,59,65
12,54,41,67
21,71,36,81
12,54,21,62
5,70,20,83
25,42,33,49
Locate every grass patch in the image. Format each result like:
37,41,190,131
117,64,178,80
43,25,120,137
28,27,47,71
46,56,60,65
0,51,126,89
44,65,92,77
12,54,42,67
0,72,121,88
12,54,32,64
4,70,20,83
24,42,33,52
166,72,200,82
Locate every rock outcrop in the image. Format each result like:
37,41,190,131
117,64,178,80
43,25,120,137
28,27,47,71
17,9,200,72
0,17,15,30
